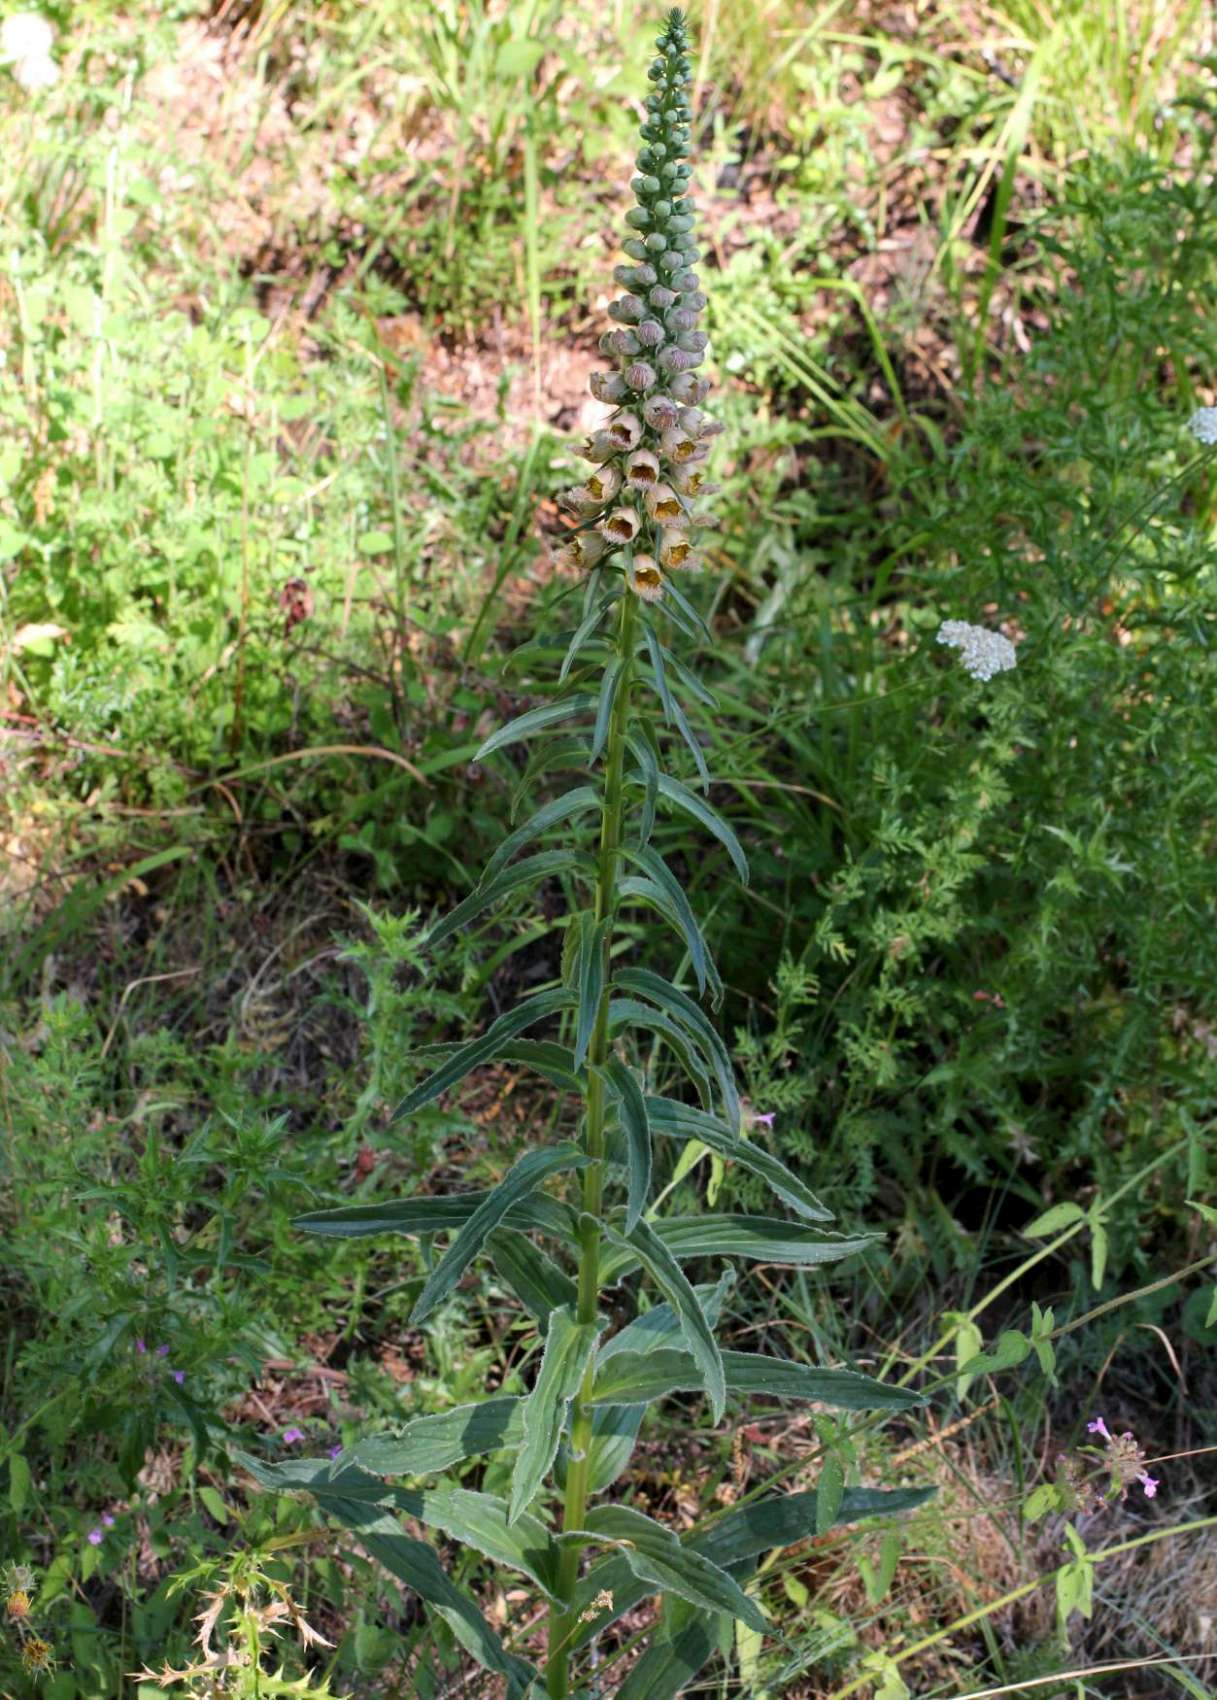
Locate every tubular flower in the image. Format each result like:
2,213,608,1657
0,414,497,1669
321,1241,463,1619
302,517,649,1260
558,8,716,592
628,554,665,602
554,532,608,572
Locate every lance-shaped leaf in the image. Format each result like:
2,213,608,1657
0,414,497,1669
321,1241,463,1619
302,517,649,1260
625,729,660,847
591,656,623,763
669,691,711,792
629,768,748,884
615,1619,718,1700
660,641,718,711
424,851,588,951
481,788,600,888
293,1189,575,1245
559,592,612,684
511,1307,602,1522
617,876,725,1009
598,1270,736,1362
620,847,712,999
662,575,714,647
412,1144,590,1323
235,1448,546,1683
643,621,676,723
589,1349,923,1412
601,1057,651,1232
392,987,574,1121
348,1399,525,1476
646,1096,831,1222
615,966,740,1130
600,1216,724,1423
572,912,607,1071
573,1504,765,1632
475,694,598,763
489,1229,578,1330
607,996,713,1110
569,1483,935,1650
494,1041,586,1095
599,1214,874,1280
392,1483,563,1602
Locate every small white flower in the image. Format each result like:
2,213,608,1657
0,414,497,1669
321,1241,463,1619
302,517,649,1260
13,53,57,88
1,11,54,62
936,620,1017,682
1187,406,1217,445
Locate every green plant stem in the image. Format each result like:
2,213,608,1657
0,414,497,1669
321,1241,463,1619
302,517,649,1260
546,587,637,1699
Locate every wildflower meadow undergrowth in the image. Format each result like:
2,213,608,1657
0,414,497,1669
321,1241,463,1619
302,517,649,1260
235,14,930,1698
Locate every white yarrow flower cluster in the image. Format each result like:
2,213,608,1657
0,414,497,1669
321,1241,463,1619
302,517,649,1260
1187,406,1217,446
937,620,1017,682
0,12,58,89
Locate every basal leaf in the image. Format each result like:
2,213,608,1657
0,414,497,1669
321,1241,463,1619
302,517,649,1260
348,1399,525,1476
481,788,600,887
475,694,598,762
600,1216,725,1423
601,1057,651,1231
511,1307,602,1522
576,1504,764,1632
646,1096,831,1222
412,1143,590,1323
392,987,575,1120
425,851,587,951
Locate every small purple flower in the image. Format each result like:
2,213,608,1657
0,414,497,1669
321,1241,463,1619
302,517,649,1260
102,1514,115,1528
171,1369,185,1385
283,1427,305,1445
1087,1416,1112,1441
328,1444,342,1460
135,1339,147,1355
87,1529,103,1546
156,1344,170,1358
1139,1472,1159,1499
752,1112,776,1130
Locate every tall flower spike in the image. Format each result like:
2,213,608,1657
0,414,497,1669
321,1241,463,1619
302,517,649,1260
558,7,717,599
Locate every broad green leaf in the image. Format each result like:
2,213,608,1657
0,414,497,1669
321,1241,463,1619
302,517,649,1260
607,996,714,1109
393,1484,562,1602
293,1189,574,1243
589,1349,922,1412
572,913,606,1071
599,1215,872,1281
600,1216,725,1423
816,1453,845,1534
489,1229,578,1329
956,1329,1031,1379
584,1402,646,1493
349,1399,525,1476
512,1307,602,1522
591,658,622,763
569,1484,935,1650
634,769,748,883
494,1041,586,1095
616,966,739,1129
482,789,599,887
234,1449,544,1684
602,1057,651,1231
559,593,612,684
599,1271,736,1361
392,987,575,1120
577,1504,765,1632
475,694,597,762
412,1143,589,1322
617,876,724,1009
615,1620,717,1700
425,851,586,951
1024,1201,1086,1238
646,1096,831,1222
621,847,711,999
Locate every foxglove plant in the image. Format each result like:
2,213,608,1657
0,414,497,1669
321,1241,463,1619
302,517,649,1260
238,13,929,1697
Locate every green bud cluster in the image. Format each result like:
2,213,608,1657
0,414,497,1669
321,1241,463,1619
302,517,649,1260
555,7,721,603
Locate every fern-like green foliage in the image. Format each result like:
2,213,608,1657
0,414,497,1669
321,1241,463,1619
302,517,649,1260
236,13,930,1697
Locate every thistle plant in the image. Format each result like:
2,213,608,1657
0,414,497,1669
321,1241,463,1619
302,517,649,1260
237,14,928,1697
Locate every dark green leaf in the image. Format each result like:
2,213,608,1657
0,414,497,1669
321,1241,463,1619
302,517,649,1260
348,1400,525,1476
599,1216,725,1423
621,847,711,999
494,1041,586,1095
591,658,622,763
572,913,607,1071
642,771,748,884
590,1349,920,1412
617,877,725,1010
293,1189,574,1243
411,1143,590,1323
606,997,714,1109
475,695,597,762
625,732,659,849
816,1454,845,1534
670,693,710,792
646,1096,831,1222
616,967,739,1129
599,1215,874,1281
512,1307,602,1522
392,988,575,1121
559,594,612,684
425,851,587,951
482,789,600,887
661,642,718,711
602,1058,651,1232
576,1504,764,1631
662,576,713,645
489,1230,578,1329
614,1620,717,1700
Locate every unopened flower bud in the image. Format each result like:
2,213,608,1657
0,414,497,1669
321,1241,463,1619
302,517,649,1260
609,328,641,357
609,294,647,324
584,463,622,503
677,407,708,436
665,306,698,334
658,346,695,372
651,199,673,220
628,554,664,602
624,449,661,486
622,238,650,261
623,360,657,392
642,395,680,430
657,249,685,273
582,430,618,463
607,411,644,451
555,531,608,571
589,370,628,404
644,483,686,525
667,372,704,404
660,425,700,464
677,329,709,353
559,485,604,516
635,319,664,348
599,506,641,544
626,207,651,230
648,285,678,310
